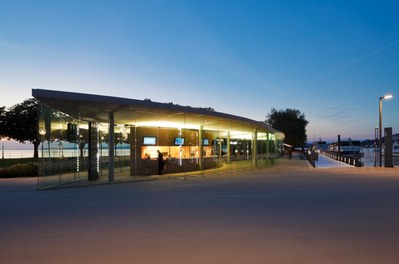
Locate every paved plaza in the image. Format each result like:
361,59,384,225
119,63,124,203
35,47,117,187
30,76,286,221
1,157,399,264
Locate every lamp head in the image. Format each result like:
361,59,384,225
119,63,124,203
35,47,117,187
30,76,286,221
384,94,393,100
380,94,393,100
39,128,46,136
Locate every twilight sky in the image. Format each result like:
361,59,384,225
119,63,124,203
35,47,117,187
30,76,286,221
1,0,398,142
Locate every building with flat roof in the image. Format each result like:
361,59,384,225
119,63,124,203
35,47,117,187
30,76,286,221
32,89,284,189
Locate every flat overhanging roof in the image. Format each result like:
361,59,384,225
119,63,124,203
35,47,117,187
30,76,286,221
32,88,284,138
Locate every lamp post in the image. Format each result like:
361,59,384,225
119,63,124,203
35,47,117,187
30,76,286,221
1,137,5,159
374,127,378,167
39,128,46,158
379,94,393,167
100,135,104,176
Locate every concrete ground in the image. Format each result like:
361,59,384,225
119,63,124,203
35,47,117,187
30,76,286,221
1,157,399,264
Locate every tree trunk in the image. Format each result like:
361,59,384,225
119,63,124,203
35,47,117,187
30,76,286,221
33,141,39,159
79,142,86,158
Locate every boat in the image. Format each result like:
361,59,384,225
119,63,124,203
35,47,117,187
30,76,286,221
328,140,362,156
313,140,328,152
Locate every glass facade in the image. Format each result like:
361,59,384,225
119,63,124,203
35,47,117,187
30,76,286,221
35,92,284,190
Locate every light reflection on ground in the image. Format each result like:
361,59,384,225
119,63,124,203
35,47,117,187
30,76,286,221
315,154,354,168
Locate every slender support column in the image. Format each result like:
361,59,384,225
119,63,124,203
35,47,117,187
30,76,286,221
374,127,378,167
108,112,115,182
226,131,231,162
178,128,183,167
253,129,257,167
130,126,137,176
266,133,270,160
199,125,203,170
379,98,383,167
88,122,99,181
219,138,222,161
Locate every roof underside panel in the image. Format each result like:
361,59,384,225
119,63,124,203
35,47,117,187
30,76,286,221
32,89,284,137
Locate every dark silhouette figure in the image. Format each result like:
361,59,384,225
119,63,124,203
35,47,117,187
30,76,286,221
157,150,164,175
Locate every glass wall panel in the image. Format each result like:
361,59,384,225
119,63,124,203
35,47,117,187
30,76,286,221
218,119,233,175
38,103,89,189
219,119,235,175
256,131,269,168
201,115,221,177
180,113,204,178
97,123,109,181
111,122,131,182
137,125,166,178
164,112,189,178
126,114,159,181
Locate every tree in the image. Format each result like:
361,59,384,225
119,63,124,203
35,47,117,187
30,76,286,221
3,98,40,158
78,129,88,158
266,108,309,148
0,106,6,137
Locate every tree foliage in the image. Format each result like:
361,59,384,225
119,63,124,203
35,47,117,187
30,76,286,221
1,98,40,158
266,108,309,147
0,106,6,137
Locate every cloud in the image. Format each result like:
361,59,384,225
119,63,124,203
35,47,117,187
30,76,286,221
314,105,357,127
305,40,399,86
0,39,26,51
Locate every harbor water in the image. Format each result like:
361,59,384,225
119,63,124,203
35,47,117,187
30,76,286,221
361,147,399,167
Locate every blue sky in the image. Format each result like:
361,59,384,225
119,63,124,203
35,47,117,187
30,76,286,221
1,0,398,142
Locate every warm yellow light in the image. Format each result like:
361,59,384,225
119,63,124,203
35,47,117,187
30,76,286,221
229,131,253,139
135,121,200,130
39,128,46,136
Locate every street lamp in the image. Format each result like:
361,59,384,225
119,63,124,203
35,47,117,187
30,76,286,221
379,94,393,167
374,127,378,167
39,128,46,158
100,135,104,175
1,137,5,159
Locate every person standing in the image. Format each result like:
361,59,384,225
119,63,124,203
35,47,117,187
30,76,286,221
157,150,164,175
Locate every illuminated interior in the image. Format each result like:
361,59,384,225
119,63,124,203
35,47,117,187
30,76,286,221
33,89,284,189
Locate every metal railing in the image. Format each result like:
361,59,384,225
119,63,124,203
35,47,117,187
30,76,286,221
322,151,362,167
